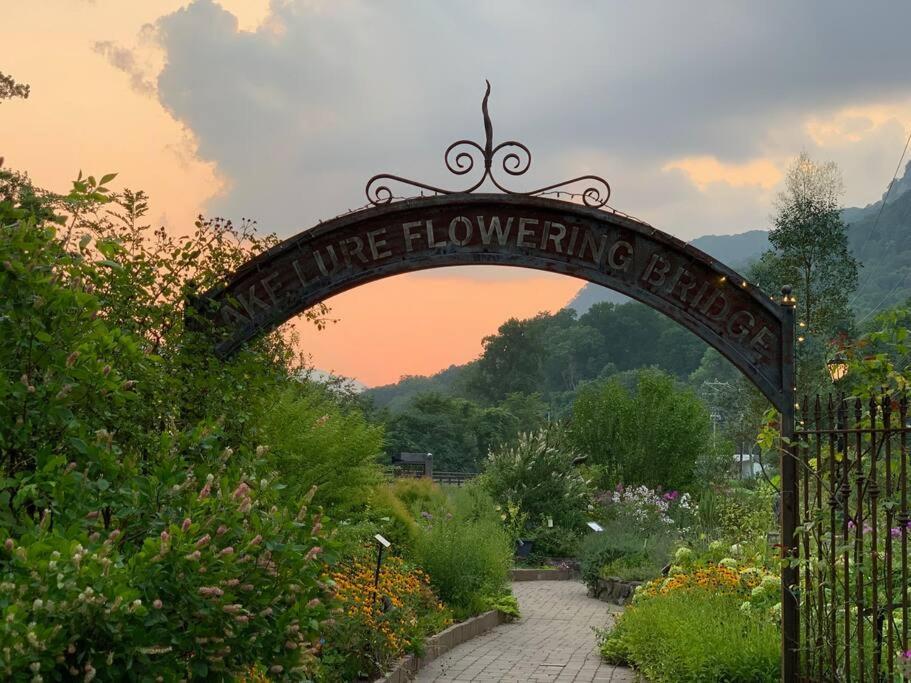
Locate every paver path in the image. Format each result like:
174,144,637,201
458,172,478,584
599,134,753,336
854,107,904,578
415,580,641,682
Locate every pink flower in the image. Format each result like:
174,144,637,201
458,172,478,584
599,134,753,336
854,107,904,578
198,482,211,500
234,615,249,623
219,547,234,556
248,535,263,547
195,534,211,549
198,586,224,598
223,604,242,614
153,599,163,609
304,546,322,561
4,538,13,551
232,483,250,501
184,550,201,561
216,525,229,536
307,598,321,608
181,518,192,533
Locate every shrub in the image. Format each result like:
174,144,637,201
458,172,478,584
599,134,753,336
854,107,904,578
526,525,582,560
579,519,675,589
599,588,780,682
362,485,420,549
253,383,385,513
410,513,511,619
389,477,449,518
321,555,450,681
0,476,332,680
580,526,646,590
481,426,591,530
569,368,711,490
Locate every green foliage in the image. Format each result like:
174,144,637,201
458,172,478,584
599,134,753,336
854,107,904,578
409,489,512,619
525,525,581,560
599,589,780,682
844,300,911,397
751,153,858,393
253,382,384,512
579,520,674,588
387,477,449,516
481,426,591,530
381,393,517,472
0,474,332,680
484,591,520,621
569,368,711,490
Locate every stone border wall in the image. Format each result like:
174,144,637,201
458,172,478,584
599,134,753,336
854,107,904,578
510,567,578,581
589,576,643,605
373,610,506,683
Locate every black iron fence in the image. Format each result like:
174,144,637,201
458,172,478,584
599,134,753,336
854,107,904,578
794,393,910,682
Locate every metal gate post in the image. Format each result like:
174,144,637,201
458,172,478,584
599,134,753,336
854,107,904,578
779,286,799,682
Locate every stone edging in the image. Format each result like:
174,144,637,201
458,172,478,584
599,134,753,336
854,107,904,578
373,609,506,683
510,567,578,581
589,576,643,605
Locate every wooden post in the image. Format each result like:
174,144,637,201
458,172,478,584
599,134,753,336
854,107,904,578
779,286,799,682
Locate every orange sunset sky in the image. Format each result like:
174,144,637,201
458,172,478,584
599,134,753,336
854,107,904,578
3,1,910,387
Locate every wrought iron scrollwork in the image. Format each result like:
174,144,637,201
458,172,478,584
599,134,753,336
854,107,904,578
365,81,611,208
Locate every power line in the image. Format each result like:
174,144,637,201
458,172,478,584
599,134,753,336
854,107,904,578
848,126,911,309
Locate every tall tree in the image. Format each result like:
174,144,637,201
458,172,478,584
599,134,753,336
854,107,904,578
751,153,858,391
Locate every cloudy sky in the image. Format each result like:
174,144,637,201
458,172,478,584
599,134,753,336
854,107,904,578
3,1,911,385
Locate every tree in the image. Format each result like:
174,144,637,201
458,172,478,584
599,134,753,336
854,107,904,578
0,71,30,103
481,425,591,530
569,368,712,490
383,394,516,471
751,154,858,390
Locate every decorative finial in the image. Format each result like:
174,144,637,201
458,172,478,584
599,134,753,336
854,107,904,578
365,81,611,208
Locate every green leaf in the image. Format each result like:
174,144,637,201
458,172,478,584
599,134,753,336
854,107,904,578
99,173,118,185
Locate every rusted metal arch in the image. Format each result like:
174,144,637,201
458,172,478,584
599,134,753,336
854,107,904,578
191,193,792,415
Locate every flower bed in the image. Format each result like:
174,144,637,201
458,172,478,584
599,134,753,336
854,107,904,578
319,555,451,681
599,562,781,682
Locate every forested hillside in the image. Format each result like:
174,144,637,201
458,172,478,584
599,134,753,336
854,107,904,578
364,301,716,470
367,302,709,412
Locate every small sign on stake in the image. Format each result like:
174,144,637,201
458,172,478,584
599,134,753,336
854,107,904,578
374,534,391,548
587,521,604,533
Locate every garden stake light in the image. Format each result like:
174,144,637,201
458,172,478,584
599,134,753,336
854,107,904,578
373,533,391,607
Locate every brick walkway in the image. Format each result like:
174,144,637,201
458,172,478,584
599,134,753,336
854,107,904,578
414,581,641,682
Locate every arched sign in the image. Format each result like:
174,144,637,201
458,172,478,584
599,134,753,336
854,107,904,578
190,193,792,413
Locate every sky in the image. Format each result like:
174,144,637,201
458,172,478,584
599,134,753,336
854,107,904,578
3,1,911,386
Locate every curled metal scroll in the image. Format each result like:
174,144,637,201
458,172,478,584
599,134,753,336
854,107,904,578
365,81,611,208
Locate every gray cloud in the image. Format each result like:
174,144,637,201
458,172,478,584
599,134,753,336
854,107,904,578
94,40,156,95
150,0,911,244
